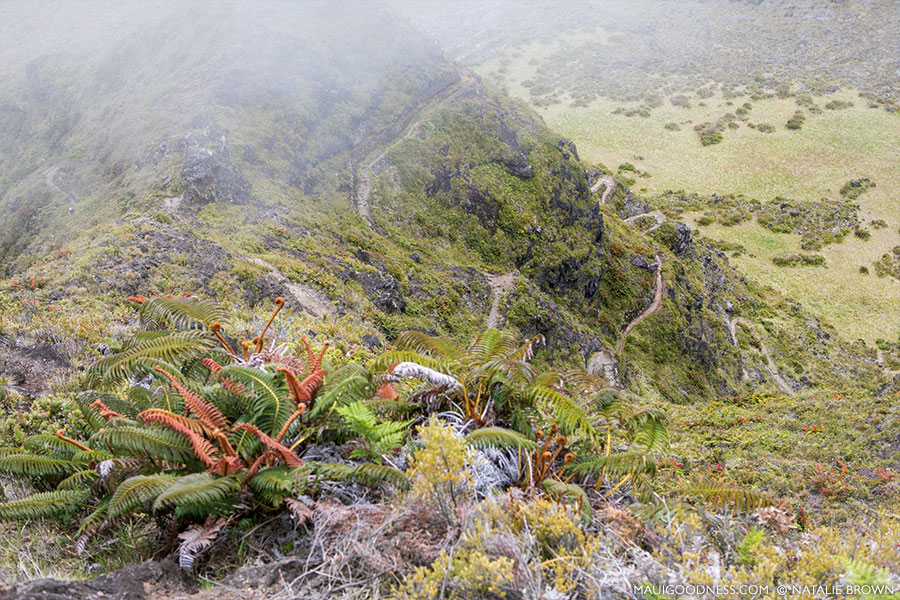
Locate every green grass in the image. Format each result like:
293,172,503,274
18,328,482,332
691,219,900,343
478,46,900,344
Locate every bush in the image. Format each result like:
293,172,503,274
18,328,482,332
670,95,691,108
756,123,776,133
785,111,806,130
663,122,680,131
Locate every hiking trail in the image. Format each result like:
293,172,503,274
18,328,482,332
617,254,664,354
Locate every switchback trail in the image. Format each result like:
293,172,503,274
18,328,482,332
617,254,664,354
246,258,333,319
355,68,477,227
729,317,794,395
485,271,517,330
624,210,667,233
44,165,77,209
590,174,616,204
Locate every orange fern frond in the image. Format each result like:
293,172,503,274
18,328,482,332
202,358,223,375
274,408,306,443
137,409,217,438
208,455,245,476
202,358,246,395
89,399,124,420
154,366,229,433
55,429,90,452
255,297,285,353
244,450,273,481
209,322,236,355
125,294,149,304
152,415,219,467
232,422,302,467
278,367,326,409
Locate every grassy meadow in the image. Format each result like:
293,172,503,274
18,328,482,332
477,43,900,344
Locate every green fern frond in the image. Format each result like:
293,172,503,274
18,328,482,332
218,365,290,436
247,466,308,505
335,401,377,437
369,351,449,374
465,427,537,451
526,385,596,441
138,296,228,330
680,478,773,512
74,393,108,435
108,474,176,519
466,329,519,362
152,473,240,513
308,364,372,420
92,426,193,464
0,489,90,521
631,420,669,454
565,452,657,478
540,479,592,524
393,331,464,360
57,469,100,490
89,331,212,386
23,435,79,457
309,461,409,490
0,454,80,477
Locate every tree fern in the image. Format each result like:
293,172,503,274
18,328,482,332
525,385,596,441
23,434,79,457
0,489,90,521
393,331,464,360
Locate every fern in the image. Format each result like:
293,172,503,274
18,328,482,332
89,331,212,385
370,351,450,374
153,473,240,514
247,466,308,505
565,452,657,478
308,461,409,490
680,478,773,512
108,474,176,519
218,365,291,436
92,426,194,464
57,469,100,490
336,401,411,462
0,454,81,477
23,434,79,457
540,479,592,524
465,427,537,451
0,489,90,521
393,331,464,360
138,296,228,330
303,364,370,420
525,385,596,441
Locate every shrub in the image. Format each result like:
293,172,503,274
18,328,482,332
670,95,691,108
785,111,806,130
406,418,474,524
663,122,680,131
756,123,776,133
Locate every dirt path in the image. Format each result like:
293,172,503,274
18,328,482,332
485,271,517,329
617,254,664,354
590,174,616,204
246,258,333,318
729,317,794,395
355,68,477,227
43,165,77,208
624,210,667,233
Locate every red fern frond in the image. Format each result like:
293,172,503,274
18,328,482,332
232,422,302,467
202,358,246,395
274,408,306,443
255,297,285,353
138,409,217,438
55,429,91,452
125,294,149,304
154,366,229,433
147,414,219,467
208,455,245,476
202,358,223,375
89,399,124,420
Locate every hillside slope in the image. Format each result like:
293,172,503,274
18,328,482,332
0,1,882,406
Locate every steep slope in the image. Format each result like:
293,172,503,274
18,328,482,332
0,1,881,407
